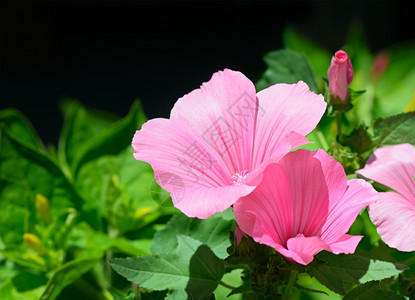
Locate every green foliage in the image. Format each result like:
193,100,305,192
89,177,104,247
40,257,101,300
0,99,176,299
110,235,225,300
256,49,319,93
0,109,45,149
310,252,404,295
373,112,415,147
150,210,235,259
283,27,331,80
344,280,405,300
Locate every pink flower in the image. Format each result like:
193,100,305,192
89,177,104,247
372,51,391,76
356,144,415,251
327,50,353,101
234,149,378,265
132,69,326,218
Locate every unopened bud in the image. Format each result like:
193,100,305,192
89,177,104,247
36,194,51,224
328,50,353,102
23,233,46,254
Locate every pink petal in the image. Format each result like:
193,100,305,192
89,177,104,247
176,184,255,219
233,163,290,247
356,144,415,201
234,150,332,249
320,179,378,244
369,192,415,251
313,149,348,211
170,69,257,176
252,81,326,170
234,150,375,264
284,235,331,265
328,234,363,254
277,150,330,238
132,118,254,218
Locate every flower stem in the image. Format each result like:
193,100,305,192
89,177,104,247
283,270,298,300
336,112,342,136
315,129,329,150
218,280,236,290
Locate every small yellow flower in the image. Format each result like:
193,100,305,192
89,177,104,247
23,233,46,254
404,91,415,112
35,194,51,224
134,206,153,220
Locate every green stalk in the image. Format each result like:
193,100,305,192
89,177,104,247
218,280,236,290
336,112,342,137
283,270,298,300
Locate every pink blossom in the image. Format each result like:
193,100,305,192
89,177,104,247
356,144,415,251
132,69,326,218
327,50,353,101
234,149,378,265
372,51,391,76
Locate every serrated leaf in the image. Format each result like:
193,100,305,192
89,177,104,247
310,252,403,295
344,281,405,300
283,27,331,79
374,112,415,146
150,210,235,259
256,49,319,92
110,235,225,300
39,256,101,300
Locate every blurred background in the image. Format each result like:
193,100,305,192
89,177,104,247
1,0,414,145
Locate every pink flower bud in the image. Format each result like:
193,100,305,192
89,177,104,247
372,51,390,76
327,50,353,101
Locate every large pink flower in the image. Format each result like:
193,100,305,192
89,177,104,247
234,149,378,265
356,143,415,251
132,69,326,218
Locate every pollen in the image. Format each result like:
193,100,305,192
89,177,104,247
231,170,248,185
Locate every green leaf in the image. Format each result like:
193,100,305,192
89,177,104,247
110,235,225,300
150,210,235,259
256,49,318,93
69,101,146,176
58,99,119,172
375,41,415,117
283,27,331,79
0,279,45,300
214,269,243,299
0,109,44,150
75,147,165,233
39,256,101,300
68,222,148,258
310,252,404,295
373,112,415,146
344,281,405,300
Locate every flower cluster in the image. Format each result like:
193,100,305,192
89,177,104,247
132,56,411,265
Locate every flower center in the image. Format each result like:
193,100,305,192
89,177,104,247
231,170,248,185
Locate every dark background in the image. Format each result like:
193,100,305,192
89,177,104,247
1,0,414,145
